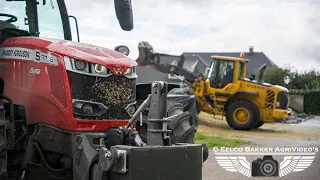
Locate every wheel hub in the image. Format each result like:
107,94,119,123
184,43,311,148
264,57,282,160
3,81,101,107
233,108,250,124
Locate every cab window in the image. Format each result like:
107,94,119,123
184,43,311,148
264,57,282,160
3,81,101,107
218,61,234,88
208,59,218,87
37,0,65,39
208,59,235,88
238,62,244,79
0,1,28,32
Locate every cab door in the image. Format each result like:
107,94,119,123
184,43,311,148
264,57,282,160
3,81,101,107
207,59,236,114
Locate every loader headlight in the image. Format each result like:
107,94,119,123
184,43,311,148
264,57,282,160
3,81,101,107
276,101,280,108
75,60,87,70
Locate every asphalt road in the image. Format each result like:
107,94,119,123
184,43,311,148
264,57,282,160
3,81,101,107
201,117,320,180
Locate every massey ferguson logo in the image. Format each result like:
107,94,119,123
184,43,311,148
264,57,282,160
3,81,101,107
113,64,124,75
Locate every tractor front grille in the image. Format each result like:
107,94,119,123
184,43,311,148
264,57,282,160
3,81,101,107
68,71,136,120
265,90,275,108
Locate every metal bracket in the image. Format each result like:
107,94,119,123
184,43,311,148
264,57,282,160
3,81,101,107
147,81,172,146
112,150,128,173
96,147,120,179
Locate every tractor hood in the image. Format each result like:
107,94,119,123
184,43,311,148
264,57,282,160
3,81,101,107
1,37,137,68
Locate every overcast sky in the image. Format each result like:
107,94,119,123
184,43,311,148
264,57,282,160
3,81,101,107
65,0,320,72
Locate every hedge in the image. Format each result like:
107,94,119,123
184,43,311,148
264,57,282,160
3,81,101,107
289,89,320,115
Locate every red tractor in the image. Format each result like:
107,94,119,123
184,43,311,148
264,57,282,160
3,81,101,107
0,0,207,180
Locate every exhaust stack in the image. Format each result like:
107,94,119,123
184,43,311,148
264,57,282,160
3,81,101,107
257,64,267,83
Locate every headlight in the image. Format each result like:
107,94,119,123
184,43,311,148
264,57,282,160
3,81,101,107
94,64,108,74
125,103,137,116
82,104,94,114
64,56,134,78
124,68,132,75
276,101,280,108
64,57,89,73
127,105,136,116
75,60,86,70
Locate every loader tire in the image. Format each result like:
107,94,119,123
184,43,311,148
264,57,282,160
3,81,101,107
136,101,196,144
226,100,260,131
254,121,264,128
0,101,7,180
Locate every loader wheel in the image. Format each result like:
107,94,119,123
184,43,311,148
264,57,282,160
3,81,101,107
136,101,196,144
0,101,7,179
255,121,264,128
226,100,259,130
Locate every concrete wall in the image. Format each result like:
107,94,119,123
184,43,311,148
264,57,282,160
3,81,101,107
289,95,304,113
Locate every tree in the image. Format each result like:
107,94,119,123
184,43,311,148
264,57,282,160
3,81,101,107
255,66,290,87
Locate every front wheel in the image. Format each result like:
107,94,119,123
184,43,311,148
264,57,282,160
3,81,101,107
254,121,264,128
226,100,260,130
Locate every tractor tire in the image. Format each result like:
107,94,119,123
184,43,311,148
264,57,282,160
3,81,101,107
0,101,8,180
226,100,260,131
168,88,201,114
90,163,100,180
136,101,196,144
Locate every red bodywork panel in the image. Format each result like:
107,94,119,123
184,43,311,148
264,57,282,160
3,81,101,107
0,37,137,131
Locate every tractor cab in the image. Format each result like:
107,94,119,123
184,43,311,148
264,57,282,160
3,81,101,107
0,0,70,41
0,0,133,42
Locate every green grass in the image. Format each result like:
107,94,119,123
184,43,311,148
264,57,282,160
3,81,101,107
194,133,246,147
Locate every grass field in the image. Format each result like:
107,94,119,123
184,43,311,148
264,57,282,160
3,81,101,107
194,133,246,147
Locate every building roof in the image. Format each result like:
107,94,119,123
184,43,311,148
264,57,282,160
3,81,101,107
183,47,277,74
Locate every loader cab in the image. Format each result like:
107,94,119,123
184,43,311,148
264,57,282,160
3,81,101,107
207,55,248,89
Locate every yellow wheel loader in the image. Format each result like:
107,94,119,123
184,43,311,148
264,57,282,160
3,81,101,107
136,42,292,130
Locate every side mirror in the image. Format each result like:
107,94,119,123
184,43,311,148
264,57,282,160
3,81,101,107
114,0,133,31
115,45,130,56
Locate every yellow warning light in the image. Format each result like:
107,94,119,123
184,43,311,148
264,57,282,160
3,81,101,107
240,52,245,58
170,67,175,72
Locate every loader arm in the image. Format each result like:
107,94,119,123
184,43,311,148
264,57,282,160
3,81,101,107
137,51,215,113
152,57,215,113
151,53,203,88
135,42,205,87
